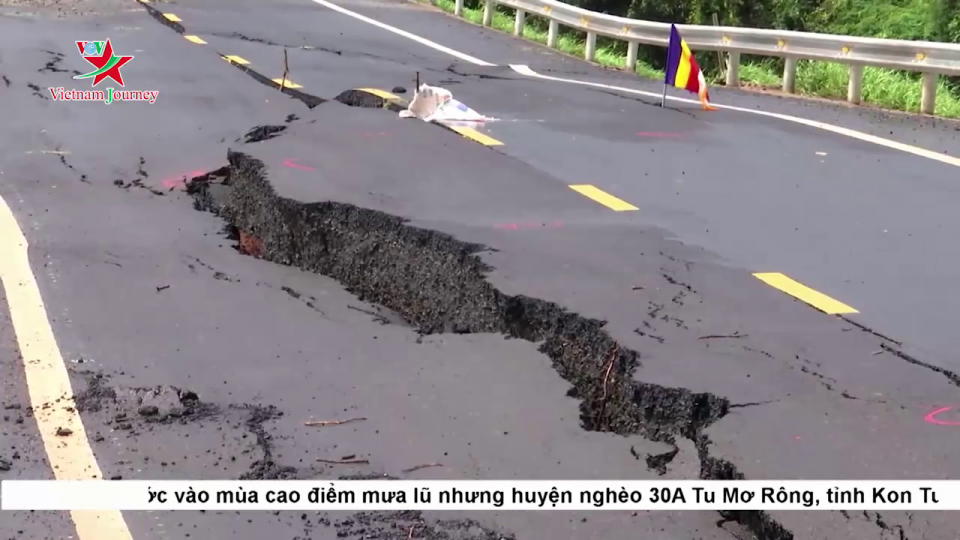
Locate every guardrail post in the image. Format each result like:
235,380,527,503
920,72,937,115
585,31,597,61
847,64,863,105
482,0,493,26
547,20,559,48
513,9,525,36
454,0,463,16
725,51,740,87
626,41,638,71
783,57,798,93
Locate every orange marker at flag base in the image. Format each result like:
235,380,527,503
699,92,717,111
697,73,717,111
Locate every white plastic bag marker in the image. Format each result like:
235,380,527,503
399,83,491,124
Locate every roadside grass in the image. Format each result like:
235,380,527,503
792,62,960,118
428,0,663,79
424,0,960,118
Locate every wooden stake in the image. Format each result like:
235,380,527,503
712,13,726,79
304,417,367,427
280,48,289,91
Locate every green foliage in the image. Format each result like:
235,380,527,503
572,0,832,29
818,0,927,39
929,0,960,42
567,0,960,40
423,0,960,117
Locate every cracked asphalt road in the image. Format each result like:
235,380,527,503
1,0,960,539
137,0,960,366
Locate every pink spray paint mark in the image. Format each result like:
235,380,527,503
636,132,682,138
924,406,960,426
161,169,211,189
283,158,314,172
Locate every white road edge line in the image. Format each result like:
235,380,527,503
509,65,960,169
310,0,496,66
312,0,959,169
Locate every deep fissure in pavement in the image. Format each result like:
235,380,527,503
137,1,326,109
239,125,287,143
334,89,405,112
139,1,185,33
140,0,185,33
879,342,960,387
210,31,382,60
184,150,793,540
221,61,326,109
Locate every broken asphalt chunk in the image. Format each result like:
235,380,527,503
139,387,184,419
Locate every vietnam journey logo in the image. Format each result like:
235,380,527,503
48,39,159,105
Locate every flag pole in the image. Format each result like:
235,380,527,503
661,24,672,108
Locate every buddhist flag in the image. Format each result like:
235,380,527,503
663,24,716,111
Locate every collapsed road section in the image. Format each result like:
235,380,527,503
185,150,790,540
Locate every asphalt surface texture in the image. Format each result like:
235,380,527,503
1,0,959,539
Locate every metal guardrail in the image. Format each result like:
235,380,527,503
455,0,960,114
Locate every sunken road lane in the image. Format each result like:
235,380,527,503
141,0,960,368
0,1,959,540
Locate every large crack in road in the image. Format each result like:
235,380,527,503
184,150,793,540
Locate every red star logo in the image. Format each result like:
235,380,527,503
75,39,133,87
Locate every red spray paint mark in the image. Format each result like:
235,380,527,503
161,169,210,189
494,221,563,230
924,406,960,426
283,158,314,172
636,132,682,138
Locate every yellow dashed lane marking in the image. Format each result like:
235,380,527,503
0,198,133,538
162,12,182,22
272,78,303,89
355,87,401,100
222,55,250,65
753,272,858,314
568,185,638,211
448,126,503,146
184,35,207,44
